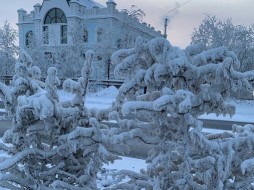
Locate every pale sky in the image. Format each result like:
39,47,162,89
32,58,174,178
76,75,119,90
0,0,253,48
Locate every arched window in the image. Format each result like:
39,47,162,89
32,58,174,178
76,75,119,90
83,29,88,43
44,8,67,24
25,31,34,47
43,8,67,44
97,28,103,43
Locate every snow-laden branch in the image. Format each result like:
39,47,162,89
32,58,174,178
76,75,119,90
0,148,57,171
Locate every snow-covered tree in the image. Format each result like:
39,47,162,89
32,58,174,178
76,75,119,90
0,49,44,115
109,36,254,189
26,41,83,79
0,20,18,76
0,50,124,189
191,15,254,72
120,5,146,22
24,23,84,79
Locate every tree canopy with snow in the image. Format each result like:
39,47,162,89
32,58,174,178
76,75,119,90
191,15,254,72
109,36,254,189
120,5,146,22
0,20,17,76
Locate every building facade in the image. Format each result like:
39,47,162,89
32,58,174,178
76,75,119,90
17,0,163,79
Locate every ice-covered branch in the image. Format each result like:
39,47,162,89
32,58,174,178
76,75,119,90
0,148,57,171
0,174,35,190
62,50,94,107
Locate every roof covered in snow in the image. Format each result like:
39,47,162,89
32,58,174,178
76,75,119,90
71,0,105,8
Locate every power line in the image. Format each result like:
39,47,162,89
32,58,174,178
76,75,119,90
164,0,193,16
155,0,193,37
150,0,193,28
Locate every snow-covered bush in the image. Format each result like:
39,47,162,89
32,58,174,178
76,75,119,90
110,36,254,189
0,50,124,189
0,49,44,115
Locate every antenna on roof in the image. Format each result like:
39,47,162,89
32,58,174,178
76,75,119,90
164,18,168,38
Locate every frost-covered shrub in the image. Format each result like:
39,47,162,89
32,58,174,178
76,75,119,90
109,36,254,189
0,50,124,189
0,49,44,115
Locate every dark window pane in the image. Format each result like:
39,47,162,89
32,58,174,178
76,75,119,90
56,18,61,23
97,28,103,42
25,31,34,47
43,26,49,44
83,29,88,42
48,10,55,19
45,16,51,24
56,9,63,17
61,25,67,44
61,16,67,23
51,18,56,24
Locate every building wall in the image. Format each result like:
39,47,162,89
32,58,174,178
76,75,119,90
18,0,163,79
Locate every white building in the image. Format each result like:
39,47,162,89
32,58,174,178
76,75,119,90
17,0,163,79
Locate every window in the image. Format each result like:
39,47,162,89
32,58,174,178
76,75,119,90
44,52,53,59
61,25,67,44
43,26,49,44
97,28,103,43
44,52,54,64
83,29,88,43
25,31,34,47
117,39,122,48
44,8,67,24
43,8,67,45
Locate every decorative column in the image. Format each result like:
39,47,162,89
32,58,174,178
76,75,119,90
106,0,116,14
17,8,27,49
33,3,42,46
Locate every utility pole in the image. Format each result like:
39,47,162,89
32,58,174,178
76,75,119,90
164,18,168,38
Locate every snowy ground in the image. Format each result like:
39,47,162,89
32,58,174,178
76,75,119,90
60,86,254,124
200,99,254,123
59,86,118,110
1,86,254,123
0,86,253,189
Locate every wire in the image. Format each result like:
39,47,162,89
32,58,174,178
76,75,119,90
149,0,193,31
164,0,193,15
154,0,193,24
